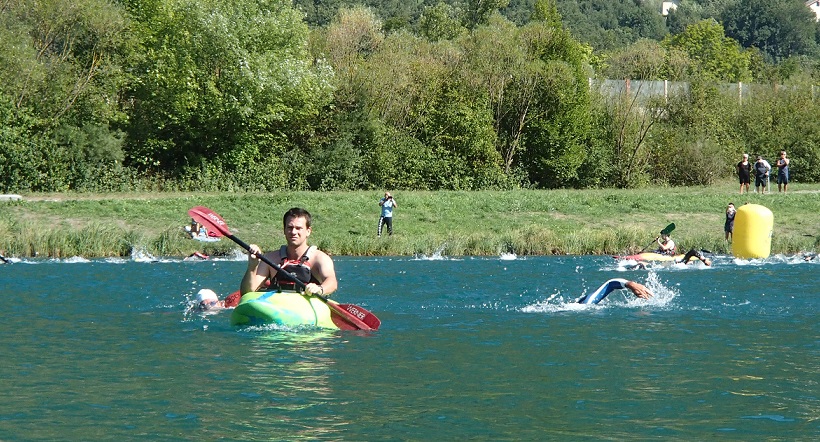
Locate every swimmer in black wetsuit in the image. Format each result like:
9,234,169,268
678,249,711,266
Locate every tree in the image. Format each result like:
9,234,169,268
459,14,593,187
554,0,667,51
721,0,819,62
663,19,751,82
122,0,334,179
603,39,668,80
531,0,561,28
462,0,510,29
418,2,466,42
0,0,130,190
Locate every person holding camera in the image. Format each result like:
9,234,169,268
378,192,397,237
725,202,736,242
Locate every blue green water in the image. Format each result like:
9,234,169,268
1,253,818,440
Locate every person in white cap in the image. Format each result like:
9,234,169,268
195,289,222,310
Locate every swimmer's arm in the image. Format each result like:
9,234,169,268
625,280,653,299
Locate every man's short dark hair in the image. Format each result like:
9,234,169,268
283,207,312,228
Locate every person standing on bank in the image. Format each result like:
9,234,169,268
378,192,397,237
736,153,751,194
240,207,337,298
725,202,736,242
754,155,771,194
775,150,790,193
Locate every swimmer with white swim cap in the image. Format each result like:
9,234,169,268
196,289,221,310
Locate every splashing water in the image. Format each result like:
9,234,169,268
521,271,678,313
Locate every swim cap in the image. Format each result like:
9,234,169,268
196,289,219,306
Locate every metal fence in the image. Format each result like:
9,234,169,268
589,79,818,104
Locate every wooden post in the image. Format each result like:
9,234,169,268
738,81,742,105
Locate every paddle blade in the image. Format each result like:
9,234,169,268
330,312,361,331
327,300,380,330
188,206,230,237
660,223,676,235
337,303,381,330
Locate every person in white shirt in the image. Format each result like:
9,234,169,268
754,155,771,194
377,192,397,237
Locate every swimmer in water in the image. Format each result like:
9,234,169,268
577,279,653,305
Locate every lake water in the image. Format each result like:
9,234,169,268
0,252,818,440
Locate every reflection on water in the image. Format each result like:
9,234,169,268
234,329,346,440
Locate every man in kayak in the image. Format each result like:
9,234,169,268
627,248,711,269
241,207,337,298
577,279,653,304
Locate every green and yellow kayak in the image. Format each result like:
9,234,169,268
230,290,339,329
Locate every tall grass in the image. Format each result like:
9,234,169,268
1,183,818,258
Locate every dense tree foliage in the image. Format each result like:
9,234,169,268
721,0,820,63
0,0,129,190
121,0,335,184
663,19,752,82
1,0,819,193
552,0,668,51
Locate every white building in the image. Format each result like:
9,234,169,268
807,1,820,21
662,1,679,17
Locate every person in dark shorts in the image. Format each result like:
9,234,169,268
775,151,790,193
754,155,771,194
678,249,712,266
736,153,751,194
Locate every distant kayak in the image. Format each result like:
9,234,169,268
614,252,684,262
230,290,360,329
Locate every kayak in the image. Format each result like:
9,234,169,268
230,290,342,329
615,252,684,262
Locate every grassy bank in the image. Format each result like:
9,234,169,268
1,182,818,259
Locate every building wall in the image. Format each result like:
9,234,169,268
661,1,679,17
808,1,820,21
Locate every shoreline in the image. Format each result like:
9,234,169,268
1,186,818,259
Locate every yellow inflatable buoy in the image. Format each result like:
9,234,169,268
732,204,773,259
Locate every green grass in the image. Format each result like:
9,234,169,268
1,181,818,258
